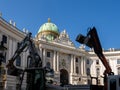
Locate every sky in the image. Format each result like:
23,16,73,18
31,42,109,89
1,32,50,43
0,0,120,50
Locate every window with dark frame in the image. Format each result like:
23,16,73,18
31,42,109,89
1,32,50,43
96,60,99,65
96,68,100,76
16,42,21,66
47,51,51,57
2,35,7,43
98,79,101,84
86,59,89,64
87,68,90,75
76,66,79,74
117,59,120,64
76,57,78,63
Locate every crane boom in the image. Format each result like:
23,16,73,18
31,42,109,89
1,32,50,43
76,27,114,90
76,27,113,75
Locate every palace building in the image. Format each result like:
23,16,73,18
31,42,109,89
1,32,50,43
0,15,120,90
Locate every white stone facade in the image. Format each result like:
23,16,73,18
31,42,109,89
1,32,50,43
0,17,27,89
0,16,120,89
88,49,120,85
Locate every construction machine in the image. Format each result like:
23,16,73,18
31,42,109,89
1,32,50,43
76,27,120,90
6,32,50,90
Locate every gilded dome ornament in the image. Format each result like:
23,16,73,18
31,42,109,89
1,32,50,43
48,18,51,23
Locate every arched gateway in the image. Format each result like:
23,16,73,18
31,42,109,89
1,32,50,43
60,69,69,85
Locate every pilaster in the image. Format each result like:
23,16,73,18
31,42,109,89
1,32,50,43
73,55,76,74
70,55,74,73
83,57,86,75
53,50,57,71
43,48,46,67
39,47,43,60
56,51,59,72
81,57,84,75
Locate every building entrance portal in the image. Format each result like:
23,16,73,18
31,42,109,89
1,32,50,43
60,69,69,85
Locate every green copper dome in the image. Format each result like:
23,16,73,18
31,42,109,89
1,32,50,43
38,18,59,35
37,18,60,41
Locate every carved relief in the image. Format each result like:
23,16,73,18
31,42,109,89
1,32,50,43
54,30,74,46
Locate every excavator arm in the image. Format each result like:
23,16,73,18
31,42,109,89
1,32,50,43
76,27,113,75
6,33,41,74
6,33,45,90
6,33,31,75
76,27,114,90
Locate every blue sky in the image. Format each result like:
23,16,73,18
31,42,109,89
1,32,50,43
0,0,120,49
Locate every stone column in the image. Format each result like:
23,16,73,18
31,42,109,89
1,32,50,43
43,48,46,67
78,57,81,75
53,50,57,71
70,55,74,73
73,55,76,74
8,38,12,59
83,57,86,75
39,47,43,60
22,52,26,67
81,57,84,75
70,54,74,84
56,52,59,72
54,51,60,84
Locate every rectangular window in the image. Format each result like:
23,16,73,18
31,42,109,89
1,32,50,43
47,51,50,57
117,59,120,64
98,79,101,84
2,35,7,43
96,68,100,76
87,68,90,75
96,60,99,65
86,59,89,64
76,66,79,74
76,58,78,63
17,42,20,48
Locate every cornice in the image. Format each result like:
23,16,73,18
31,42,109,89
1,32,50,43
37,39,89,56
89,51,120,57
0,17,25,39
